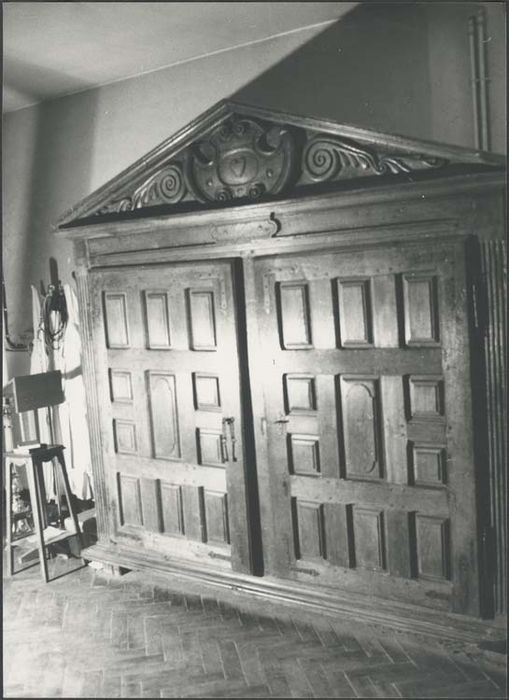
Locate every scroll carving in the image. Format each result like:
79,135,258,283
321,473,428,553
99,163,187,214
302,135,447,182
92,114,450,219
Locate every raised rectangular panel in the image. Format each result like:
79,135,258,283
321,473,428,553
203,491,230,544
104,293,129,348
113,419,137,454
197,429,224,467
415,515,451,580
278,282,312,349
160,482,184,536
193,373,221,411
409,376,444,418
144,291,171,348
148,372,181,459
410,444,447,486
118,474,143,527
403,274,439,346
182,485,206,542
288,434,320,476
292,499,326,560
109,369,133,403
340,376,383,479
284,374,316,413
352,507,386,571
188,290,217,350
337,279,373,346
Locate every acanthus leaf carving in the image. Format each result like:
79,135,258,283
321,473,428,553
302,134,448,182
98,163,187,215
98,197,133,215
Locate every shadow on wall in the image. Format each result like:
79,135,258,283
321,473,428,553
3,66,98,380
3,56,97,108
232,4,434,142
232,2,503,151
27,91,99,287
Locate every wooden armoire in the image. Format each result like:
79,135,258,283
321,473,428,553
57,101,506,638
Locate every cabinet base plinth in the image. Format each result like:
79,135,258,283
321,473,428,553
81,542,502,646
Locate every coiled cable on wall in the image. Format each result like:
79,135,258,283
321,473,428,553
39,282,68,351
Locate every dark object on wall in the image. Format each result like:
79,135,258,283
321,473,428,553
39,282,68,352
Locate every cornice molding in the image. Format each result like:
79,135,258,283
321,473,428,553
55,170,505,243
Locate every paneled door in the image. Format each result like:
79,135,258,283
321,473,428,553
91,261,251,574
255,239,480,614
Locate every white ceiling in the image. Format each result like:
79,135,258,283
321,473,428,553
3,2,357,113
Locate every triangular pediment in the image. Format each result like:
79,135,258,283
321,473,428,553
58,100,505,228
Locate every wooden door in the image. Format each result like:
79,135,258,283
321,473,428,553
255,239,480,614
91,261,251,574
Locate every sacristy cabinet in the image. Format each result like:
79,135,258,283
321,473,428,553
57,101,506,634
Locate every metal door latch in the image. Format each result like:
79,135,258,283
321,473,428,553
222,417,237,462
273,415,289,435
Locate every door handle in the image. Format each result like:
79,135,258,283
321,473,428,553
222,417,237,463
273,416,290,435
219,431,229,463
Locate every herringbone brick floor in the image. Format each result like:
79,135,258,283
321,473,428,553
3,555,507,698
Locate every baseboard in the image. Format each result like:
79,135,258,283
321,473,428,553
82,541,504,646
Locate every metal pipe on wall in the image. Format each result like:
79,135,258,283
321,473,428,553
468,9,491,152
468,16,481,150
476,9,490,152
